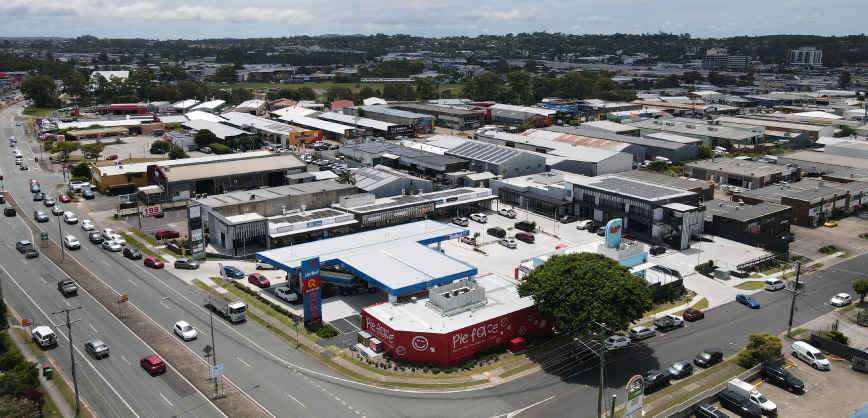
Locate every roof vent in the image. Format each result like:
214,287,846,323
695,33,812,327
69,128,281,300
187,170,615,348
410,296,418,303
250,195,255,200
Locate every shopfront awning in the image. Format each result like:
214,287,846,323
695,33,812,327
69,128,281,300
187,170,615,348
629,262,657,274
269,219,359,239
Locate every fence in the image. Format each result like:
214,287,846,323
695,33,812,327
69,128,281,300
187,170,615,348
652,362,767,418
809,334,866,362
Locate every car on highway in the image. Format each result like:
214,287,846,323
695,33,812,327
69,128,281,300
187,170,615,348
43,197,55,207
683,308,705,321
140,355,166,375
604,335,631,350
101,228,116,239
58,278,78,297
63,235,81,250
101,240,122,252
498,238,517,249
274,287,298,302
80,219,95,231
824,220,838,227
155,229,180,240
174,259,199,269
106,234,126,246
88,232,104,244
248,273,271,288
84,339,110,359
25,248,39,258
736,294,761,309
174,321,197,341
51,205,64,216
498,208,517,218
33,210,49,222
222,265,245,279
830,293,852,307
487,226,506,238
123,247,142,260
59,194,71,203
514,232,535,243
62,211,78,224
144,256,165,269
3,206,15,217
16,240,34,253
668,360,693,379
33,192,44,201
628,326,655,341
694,348,723,368
30,183,40,193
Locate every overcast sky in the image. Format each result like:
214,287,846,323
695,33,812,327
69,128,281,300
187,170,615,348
1,0,864,40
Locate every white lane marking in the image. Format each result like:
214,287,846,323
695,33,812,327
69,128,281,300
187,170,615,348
503,396,556,418
120,355,132,366
40,276,47,283
63,299,70,306
103,260,110,266
159,302,170,309
236,357,251,368
159,393,174,407
128,279,138,286
286,392,306,408
89,324,97,333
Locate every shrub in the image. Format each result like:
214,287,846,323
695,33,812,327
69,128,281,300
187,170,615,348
316,325,339,338
825,330,849,345
737,333,782,368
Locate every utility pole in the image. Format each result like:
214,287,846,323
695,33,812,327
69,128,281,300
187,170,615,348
787,261,805,337
53,307,82,416
592,320,609,418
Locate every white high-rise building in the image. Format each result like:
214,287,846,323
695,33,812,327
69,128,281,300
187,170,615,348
788,47,823,68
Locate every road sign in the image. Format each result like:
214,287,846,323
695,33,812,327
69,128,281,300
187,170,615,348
625,375,645,418
40,233,48,241
22,319,33,327
210,364,224,379
141,206,163,218
218,263,226,281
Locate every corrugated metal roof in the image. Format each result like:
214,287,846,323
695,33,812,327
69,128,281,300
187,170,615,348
521,128,631,151
317,112,396,131
182,119,248,139
191,100,226,111
447,141,521,164
162,155,305,183
278,114,353,134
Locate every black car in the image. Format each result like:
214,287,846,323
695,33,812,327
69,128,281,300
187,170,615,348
487,226,507,238
149,148,166,154
0,194,5,203
643,369,671,394
560,215,578,223
88,232,104,244
123,247,143,260
667,360,693,379
695,403,730,418
4,206,15,217
569,344,599,363
694,348,724,368
596,226,606,236
718,390,762,417
760,364,804,392
781,234,795,243
33,192,44,201
649,245,666,255
514,220,534,232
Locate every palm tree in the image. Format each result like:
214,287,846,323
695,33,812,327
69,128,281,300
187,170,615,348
337,170,356,185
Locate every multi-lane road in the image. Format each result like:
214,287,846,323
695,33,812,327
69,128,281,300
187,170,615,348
2,101,864,418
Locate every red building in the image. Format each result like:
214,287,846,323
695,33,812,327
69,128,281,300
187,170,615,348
95,103,148,115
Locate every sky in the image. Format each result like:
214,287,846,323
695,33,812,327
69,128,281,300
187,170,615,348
0,0,865,40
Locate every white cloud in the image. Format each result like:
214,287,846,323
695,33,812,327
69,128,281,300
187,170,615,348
460,6,540,22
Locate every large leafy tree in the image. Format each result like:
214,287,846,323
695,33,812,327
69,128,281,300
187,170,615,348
82,142,105,161
853,279,868,302
194,129,218,148
517,253,653,334
21,75,59,108
737,333,782,368
215,64,238,81
51,141,79,162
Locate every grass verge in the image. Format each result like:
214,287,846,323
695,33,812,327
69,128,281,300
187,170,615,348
13,329,95,418
131,229,159,246
811,263,824,269
499,362,539,379
646,299,690,316
641,358,742,418
839,302,864,315
120,232,163,260
748,274,762,279
735,281,766,290
327,347,526,380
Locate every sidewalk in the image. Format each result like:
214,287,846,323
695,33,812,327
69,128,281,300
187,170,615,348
5,323,76,418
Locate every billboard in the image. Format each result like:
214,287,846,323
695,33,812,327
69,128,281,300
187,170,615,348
604,218,623,249
624,375,645,418
301,257,323,328
288,130,323,145
188,204,206,260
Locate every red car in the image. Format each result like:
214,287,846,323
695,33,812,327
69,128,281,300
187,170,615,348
247,273,270,288
515,232,535,243
105,155,118,160
143,256,165,269
682,308,705,321
621,233,636,240
140,355,166,375
59,194,71,203
155,230,180,240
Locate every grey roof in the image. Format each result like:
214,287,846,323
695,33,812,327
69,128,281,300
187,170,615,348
686,157,791,176
545,125,689,150
615,170,711,191
342,188,494,214
316,112,396,131
484,131,626,163
738,184,839,203
194,181,355,208
702,199,790,222
277,114,355,134
220,112,306,135
341,142,466,167
353,166,430,191
394,103,482,117
792,179,868,194
571,176,694,202
269,208,348,225
353,105,433,120
182,119,248,139
624,118,760,141
447,141,522,164
823,169,868,182
778,150,868,171
163,155,305,183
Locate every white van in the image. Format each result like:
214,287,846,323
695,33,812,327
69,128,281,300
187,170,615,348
654,156,672,165
764,278,785,291
791,341,830,370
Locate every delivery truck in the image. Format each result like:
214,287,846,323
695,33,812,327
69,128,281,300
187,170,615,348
205,295,247,323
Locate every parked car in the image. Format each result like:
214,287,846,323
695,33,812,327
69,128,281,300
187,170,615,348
560,215,578,223
643,369,671,394
123,247,142,260
248,273,271,288
174,321,198,341
498,208,517,218
736,294,761,309
628,326,655,341
140,355,166,375
823,220,838,227
569,344,599,363
275,287,298,302
222,265,245,280
81,189,94,199
682,308,705,321
653,314,685,331
33,210,49,222
764,278,785,291
84,339,110,359
596,226,606,236
487,227,506,238
200,146,211,154
514,232,535,243
576,220,594,230
649,245,666,255
469,213,488,223
498,238,517,249
460,236,478,246
155,229,180,240
514,220,534,232
144,256,165,269
718,390,762,418
604,335,631,350
105,154,118,160
791,341,830,370
255,261,278,270
668,360,694,379
781,234,795,242
760,364,804,392
830,293,852,307
694,348,724,368
695,403,729,418
149,148,166,154
174,259,199,269
80,219,95,231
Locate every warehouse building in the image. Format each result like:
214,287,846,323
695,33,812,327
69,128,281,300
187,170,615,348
444,140,548,179
317,112,414,140
339,142,469,175
391,103,484,130
623,117,764,149
777,151,868,175
702,200,792,252
683,157,800,190
277,113,358,142
736,182,841,226
343,105,433,135
713,116,834,141
615,170,715,201
221,112,322,149
542,125,701,162
517,128,645,161
336,188,497,230
353,166,434,198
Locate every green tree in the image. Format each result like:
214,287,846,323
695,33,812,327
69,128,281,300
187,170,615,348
21,75,59,108
853,279,868,302
168,146,189,160
82,142,105,161
736,333,782,368
493,59,510,74
517,253,652,334
0,395,40,418
151,139,172,151
559,71,591,100
839,71,851,90
215,65,238,81
70,162,91,179
699,145,713,159
463,73,503,101
51,141,79,162
0,301,8,329
506,71,532,104
61,70,89,105
194,129,219,148
0,351,25,372
337,170,357,185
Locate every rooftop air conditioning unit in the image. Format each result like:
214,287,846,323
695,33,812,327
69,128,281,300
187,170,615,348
202,193,208,198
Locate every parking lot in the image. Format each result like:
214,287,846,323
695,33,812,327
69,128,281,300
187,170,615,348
789,215,868,261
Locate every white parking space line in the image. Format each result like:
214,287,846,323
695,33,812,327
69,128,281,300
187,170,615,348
103,260,110,266
159,393,173,407
236,357,251,368
286,392,306,408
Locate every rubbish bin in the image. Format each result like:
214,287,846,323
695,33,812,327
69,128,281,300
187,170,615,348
42,365,53,380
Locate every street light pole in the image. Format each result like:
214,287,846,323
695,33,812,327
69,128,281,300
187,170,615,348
58,211,65,262
52,307,82,416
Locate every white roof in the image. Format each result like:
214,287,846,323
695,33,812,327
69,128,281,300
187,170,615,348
317,112,395,131
157,115,189,124
182,119,248,139
363,97,388,106
171,99,200,109
94,151,272,176
793,111,843,120
581,120,640,133
486,131,625,163
271,106,320,118
58,119,140,130
277,114,353,135
490,103,557,117
220,112,305,135
422,135,470,151
185,111,226,123
236,99,266,110
91,70,129,81
191,100,226,111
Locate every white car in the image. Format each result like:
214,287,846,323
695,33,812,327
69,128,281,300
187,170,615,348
174,321,198,341
80,220,95,231
452,217,469,227
498,208,517,218
275,287,298,302
469,213,488,223
63,235,80,250
498,238,517,249
256,261,278,270
764,278,785,291
101,228,116,240
576,220,594,230
605,335,631,350
830,293,852,307
107,234,126,246
101,240,122,252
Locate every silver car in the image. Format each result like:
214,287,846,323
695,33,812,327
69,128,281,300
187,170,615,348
629,326,656,341
498,238,517,249
101,240,122,252
84,339,109,359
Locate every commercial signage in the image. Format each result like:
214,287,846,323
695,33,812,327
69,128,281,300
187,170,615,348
624,375,645,418
210,364,225,379
289,130,323,144
822,202,833,214
306,220,323,228
301,257,323,328
141,206,163,218
604,218,623,249
188,205,205,260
